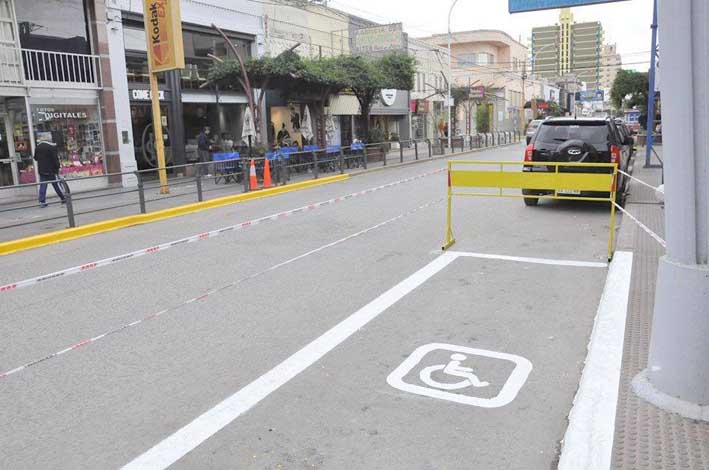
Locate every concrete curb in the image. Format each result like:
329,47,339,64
0,174,348,256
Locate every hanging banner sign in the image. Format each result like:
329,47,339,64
509,0,628,13
143,0,185,72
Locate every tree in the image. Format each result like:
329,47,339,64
338,52,415,142
611,70,649,111
451,86,472,135
476,104,490,134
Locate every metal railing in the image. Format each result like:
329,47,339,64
0,133,521,235
0,46,101,88
22,48,101,88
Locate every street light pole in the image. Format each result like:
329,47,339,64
447,0,459,149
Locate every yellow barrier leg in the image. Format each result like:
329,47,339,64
442,166,456,250
608,168,618,262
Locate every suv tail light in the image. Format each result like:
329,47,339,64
610,145,621,165
525,144,534,162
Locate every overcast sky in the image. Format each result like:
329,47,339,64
328,0,654,71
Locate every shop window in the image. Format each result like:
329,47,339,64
31,104,104,179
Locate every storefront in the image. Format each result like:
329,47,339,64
122,17,252,169
368,89,411,143
31,102,104,179
327,94,360,147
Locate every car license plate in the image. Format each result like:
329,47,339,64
559,189,581,195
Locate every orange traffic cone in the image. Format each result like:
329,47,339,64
249,159,258,190
263,157,273,189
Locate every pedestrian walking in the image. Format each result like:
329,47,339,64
197,126,212,176
34,132,66,207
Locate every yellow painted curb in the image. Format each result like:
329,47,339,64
0,174,349,256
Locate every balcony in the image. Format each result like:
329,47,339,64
0,46,101,90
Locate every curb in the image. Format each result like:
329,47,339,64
0,174,348,256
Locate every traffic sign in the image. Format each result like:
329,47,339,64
509,0,628,13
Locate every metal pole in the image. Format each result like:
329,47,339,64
135,171,146,214
61,178,76,228
196,172,203,202
645,0,659,168
447,0,459,150
399,142,404,163
149,72,169,194
640,0,709,416
414,140,418,160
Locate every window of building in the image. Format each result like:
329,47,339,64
123,24,252,90
15,0,91,54
458,53,477,67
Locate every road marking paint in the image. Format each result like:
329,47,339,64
387,343,532,408
448,251,608,268
0,200,441,382
557,250,633,470
0,168,445,295
121,250,458,470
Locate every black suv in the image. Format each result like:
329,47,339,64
522,117,632,206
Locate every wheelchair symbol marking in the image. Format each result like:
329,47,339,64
387,343,532,408
418,353,490,390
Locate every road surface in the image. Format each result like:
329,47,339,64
1,144,615,469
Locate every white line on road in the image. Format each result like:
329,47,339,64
0,200,441,381
557,250,633,470
121,251,460,470
0,168,445,294
449,251,608,268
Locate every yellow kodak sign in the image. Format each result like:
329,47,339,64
143,0,185,72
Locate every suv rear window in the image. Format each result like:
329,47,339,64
536,122,609,144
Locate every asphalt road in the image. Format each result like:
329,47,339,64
0,144,615,469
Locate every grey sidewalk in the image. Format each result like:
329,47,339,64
0,140,515,242
612,150,709,469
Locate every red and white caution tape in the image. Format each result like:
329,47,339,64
0,198,442,381
0,168,445,295
614,202,667,248
619,169,660,192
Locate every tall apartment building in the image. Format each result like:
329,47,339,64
600,43,622,92
531,8,604,91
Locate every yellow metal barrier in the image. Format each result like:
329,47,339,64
443,160,618,261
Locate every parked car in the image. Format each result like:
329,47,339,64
614,118,636,159
521,117,631,206
525,119,543,144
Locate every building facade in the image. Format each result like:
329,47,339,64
600,43,622,93
0,0,113,193
105,0,264,184
422,29,535,133
531,8,604,92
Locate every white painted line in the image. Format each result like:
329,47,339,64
557,250,633,470
448,251,608,268
387,343,532,408
121,251,459,470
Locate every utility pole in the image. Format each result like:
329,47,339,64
520,63,527,133
644,0,659,167
447,0,459,149
637,0,709,419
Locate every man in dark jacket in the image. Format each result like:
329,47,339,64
197,126,212,176
34,133,65,207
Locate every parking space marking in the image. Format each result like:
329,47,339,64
449,251,608,268
122,249,609,469
121,251,460,470
387,343,533,408
558,251,633,470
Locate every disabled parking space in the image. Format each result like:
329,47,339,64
171,251,608,470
